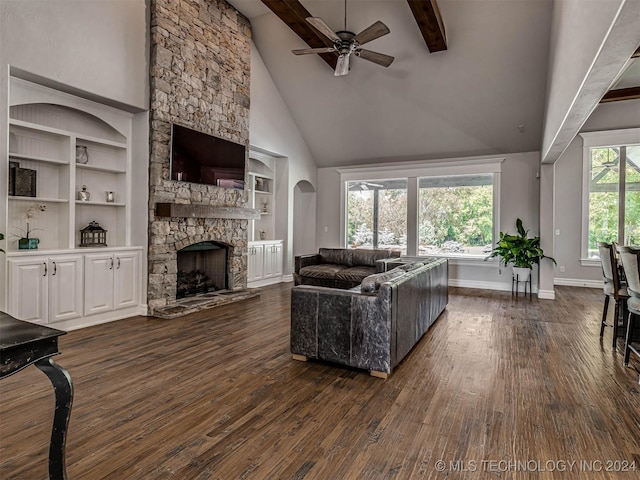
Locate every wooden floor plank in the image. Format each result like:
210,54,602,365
1,284,639,479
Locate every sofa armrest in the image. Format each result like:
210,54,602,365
376,257,403,273
295,254,321,274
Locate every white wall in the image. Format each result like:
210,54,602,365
316,152,541,291
554,99,640,286
249,41,318,275
0,0,148,109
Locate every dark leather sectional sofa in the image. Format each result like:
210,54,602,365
290,257,449,378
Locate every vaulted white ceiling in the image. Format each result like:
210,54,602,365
229,0,554,168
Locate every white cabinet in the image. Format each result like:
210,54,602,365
84,250,140,315
8,254,83,324
264,242,283,278
248,240,283,286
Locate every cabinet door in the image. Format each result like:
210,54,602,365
8,258,48,323
84,253,115,315
273,243,283,276
264,243,283,278
248,244,264,282
114,251,140,310
49,255,83,323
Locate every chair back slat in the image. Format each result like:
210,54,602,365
619,246,640,298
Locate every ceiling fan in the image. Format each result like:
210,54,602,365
291,0,394,76
349,181,384,191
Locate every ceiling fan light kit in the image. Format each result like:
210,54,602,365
291,0,394,76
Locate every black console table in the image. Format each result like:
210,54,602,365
0,312,73,480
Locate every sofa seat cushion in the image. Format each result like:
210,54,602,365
335,266,376,283
299,264,348,279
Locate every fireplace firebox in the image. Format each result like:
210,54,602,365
176,241,228,299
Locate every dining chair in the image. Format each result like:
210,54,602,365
617,246,640,372
598,242,629,349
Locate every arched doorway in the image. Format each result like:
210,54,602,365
293,180,316,257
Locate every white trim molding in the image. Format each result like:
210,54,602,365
554,277,603,289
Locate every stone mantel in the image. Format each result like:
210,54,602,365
155,203,260,220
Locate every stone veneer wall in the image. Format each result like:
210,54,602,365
148,0,251,313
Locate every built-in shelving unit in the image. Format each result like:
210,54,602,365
2,76,144,328
247,153,284,286
248,156,275,242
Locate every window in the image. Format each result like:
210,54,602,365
581,129,640,261
418,174,494,256
346,179,407,253
340,159,502,259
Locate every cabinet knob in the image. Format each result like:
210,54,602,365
52,262,57,276
117,257,121,269
109,258,114,270
43,262,48,277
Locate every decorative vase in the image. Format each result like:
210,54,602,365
76,145,89,164
77,185,90,201
105,191,115,203
18,238,39,250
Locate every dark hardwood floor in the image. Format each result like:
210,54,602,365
1,284,638,479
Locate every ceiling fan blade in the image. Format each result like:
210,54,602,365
306,17,341,44
334,54,350,76
292,47,337,55
353,21,390,46
357,49,394,68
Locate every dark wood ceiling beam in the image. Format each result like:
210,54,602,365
406,0,447,52
261,0,337,69
600,86,640,103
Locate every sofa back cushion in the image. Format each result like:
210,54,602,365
360,268,406,293
319,248,353,267
351,248,401,267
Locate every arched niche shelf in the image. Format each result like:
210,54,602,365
10,103,126,144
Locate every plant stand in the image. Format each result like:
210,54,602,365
512,273,531,298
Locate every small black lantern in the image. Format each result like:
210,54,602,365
80,221,107,247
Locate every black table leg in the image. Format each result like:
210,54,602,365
35,357,73,480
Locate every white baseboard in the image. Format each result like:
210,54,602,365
554,278,602,288
449,278,510,291
448,278,539,293
248,275,285,288
53,305,143,331
537,289,556,300
282,274,294,283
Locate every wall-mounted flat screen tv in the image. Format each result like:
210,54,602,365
170,124,246,189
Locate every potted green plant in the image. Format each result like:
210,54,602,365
14,204,46,250
486,218,556,281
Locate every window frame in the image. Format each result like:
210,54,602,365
580,128,640,267
338,158,503,260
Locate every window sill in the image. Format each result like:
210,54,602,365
404,254,495,267
580,258,602,267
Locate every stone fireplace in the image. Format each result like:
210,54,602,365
147,0,252,315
